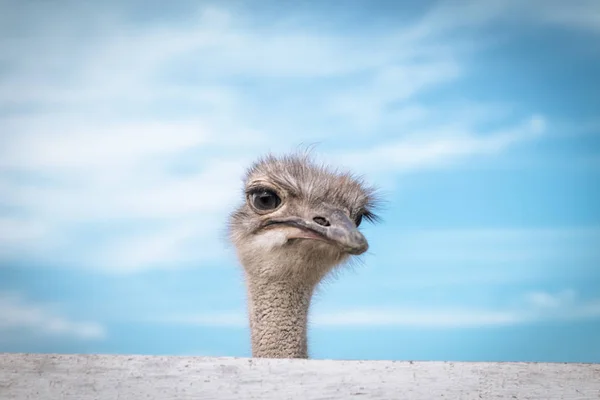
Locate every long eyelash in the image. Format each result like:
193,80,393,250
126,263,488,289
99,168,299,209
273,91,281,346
362,210,381,224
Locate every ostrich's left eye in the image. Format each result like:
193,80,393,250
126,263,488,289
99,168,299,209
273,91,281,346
250,190,281,211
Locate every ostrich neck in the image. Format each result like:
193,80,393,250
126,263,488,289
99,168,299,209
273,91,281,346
246,276,314,358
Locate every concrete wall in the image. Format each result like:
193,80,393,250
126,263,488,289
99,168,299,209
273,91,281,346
1,353,599,399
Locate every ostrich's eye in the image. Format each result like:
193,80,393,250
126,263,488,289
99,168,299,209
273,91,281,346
354,213,363,227
250,189,281,211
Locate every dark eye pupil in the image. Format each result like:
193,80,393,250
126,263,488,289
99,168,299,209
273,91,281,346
258,194,274,206
251,190,281,210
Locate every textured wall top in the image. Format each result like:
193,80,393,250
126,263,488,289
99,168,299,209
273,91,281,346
1,353,599,399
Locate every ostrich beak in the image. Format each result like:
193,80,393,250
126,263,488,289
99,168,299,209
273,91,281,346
263,209,369,255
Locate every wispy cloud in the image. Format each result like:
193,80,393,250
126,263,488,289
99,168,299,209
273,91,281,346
0,217,50,255
414,0,600,36
157,290,600,329
334,115,546,175
160,312,247,328
0,292,106,340
311,290,600,328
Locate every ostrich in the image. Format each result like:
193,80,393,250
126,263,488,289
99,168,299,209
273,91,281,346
228,152,379,359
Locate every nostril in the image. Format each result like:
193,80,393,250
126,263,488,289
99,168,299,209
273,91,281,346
313,216,330,227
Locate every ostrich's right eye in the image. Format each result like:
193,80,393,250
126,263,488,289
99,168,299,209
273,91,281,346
354,213,363,227
250,189,281,211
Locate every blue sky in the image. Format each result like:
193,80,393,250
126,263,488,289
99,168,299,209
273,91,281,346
1,0,599,362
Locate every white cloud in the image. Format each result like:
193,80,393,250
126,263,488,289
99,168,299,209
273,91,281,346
327,61,462,131
525,289,577,309
0,292,106,339
0,218,48,251
333,115,546,175
160,312,247,328
94,218,231,273
0,120,212,170
312,289,600,327
413,0,600,37
160,290,600,329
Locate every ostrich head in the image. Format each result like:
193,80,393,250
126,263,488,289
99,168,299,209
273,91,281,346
228,152,379,359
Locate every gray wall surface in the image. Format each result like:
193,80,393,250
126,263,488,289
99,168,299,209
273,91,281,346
1,353,599,399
